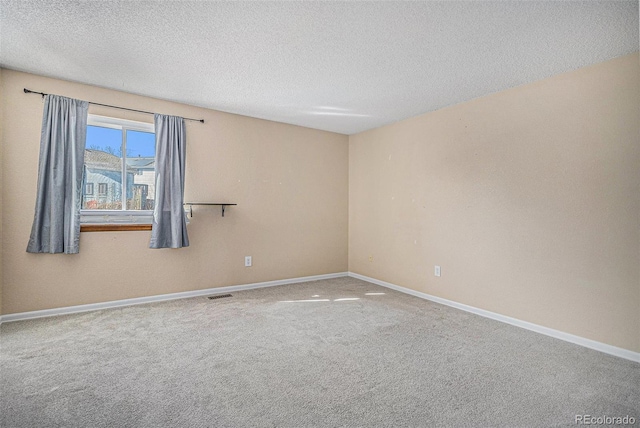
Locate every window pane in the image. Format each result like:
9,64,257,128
125,130,156,210
83,126,123,210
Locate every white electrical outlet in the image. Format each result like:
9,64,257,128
435,265,441,277
245,256,252,267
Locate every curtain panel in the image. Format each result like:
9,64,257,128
149,114,189,249
26,95,89,254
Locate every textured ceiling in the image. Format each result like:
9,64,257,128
1,1,638,135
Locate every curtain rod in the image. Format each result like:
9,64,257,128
23,88,205,123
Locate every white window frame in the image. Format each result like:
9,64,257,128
81,115,155,225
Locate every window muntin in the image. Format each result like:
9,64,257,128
81,115,155,224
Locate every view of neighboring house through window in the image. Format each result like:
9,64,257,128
82,115,155,222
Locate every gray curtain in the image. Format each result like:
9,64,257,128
150,114,189,249
27,95,89,254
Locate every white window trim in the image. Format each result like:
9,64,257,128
88,114,154,133
81,115,155,225
80,210,155,225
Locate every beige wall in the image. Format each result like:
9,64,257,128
349,53,640,352
2,54,638,354
0,69,348,315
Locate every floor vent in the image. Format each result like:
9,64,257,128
207,294,233,300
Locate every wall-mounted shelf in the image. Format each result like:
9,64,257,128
184,203,237,217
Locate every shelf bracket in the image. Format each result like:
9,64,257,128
183,203,237,218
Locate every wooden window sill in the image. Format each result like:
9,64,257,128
81,224,152,232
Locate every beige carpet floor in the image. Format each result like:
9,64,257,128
1,276,638,427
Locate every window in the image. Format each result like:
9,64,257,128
84,183,94,195
81,115,156,226
97,183,107,195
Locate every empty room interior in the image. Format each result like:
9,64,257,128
1,1,639,427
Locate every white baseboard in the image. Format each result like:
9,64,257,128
0,272,349,324
3,270,637,363
348,272,640,364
